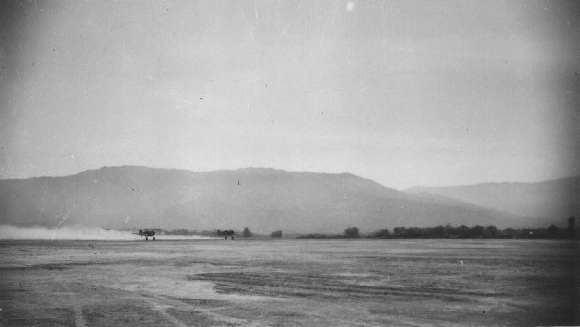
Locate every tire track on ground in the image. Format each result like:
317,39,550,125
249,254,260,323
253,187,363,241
140,297,189,327
139,292,260,327
54,276,88,327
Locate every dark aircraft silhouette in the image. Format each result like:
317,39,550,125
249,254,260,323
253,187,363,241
134,229,156,241
215,229,236,240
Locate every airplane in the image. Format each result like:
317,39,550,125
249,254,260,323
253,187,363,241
134,229,156,241
215,229,236,240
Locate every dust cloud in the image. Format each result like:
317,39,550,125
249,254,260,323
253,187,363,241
0,225,215,240
0,225,139,240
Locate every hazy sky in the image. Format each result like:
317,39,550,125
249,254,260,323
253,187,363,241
0,0,578,189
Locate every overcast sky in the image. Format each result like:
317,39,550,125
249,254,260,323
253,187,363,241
0,0,578,189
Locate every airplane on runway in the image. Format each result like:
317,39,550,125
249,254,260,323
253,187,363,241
134,229,156,241
215,229,236,240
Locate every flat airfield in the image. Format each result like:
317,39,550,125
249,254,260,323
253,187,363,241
0,239,576,327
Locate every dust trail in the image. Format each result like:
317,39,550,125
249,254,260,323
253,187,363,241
0,225,138,240
0,225,218,240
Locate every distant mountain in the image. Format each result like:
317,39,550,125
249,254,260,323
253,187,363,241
0,166,529,233
407,176,579,227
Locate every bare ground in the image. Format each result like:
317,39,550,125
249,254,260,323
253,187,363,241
0,239,576,326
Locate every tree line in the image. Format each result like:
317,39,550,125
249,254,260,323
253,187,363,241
377,224,575,239
298,217,577,239
153,216,577,240
157,227,282,238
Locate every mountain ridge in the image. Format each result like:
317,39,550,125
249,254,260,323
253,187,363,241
407,176,579,225
407,175,580,190
0,166,557,233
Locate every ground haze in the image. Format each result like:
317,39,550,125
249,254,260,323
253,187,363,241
0,239,575,326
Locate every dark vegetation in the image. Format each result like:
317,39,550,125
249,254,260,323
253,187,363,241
298,217,578,239
161,229,198,236
387,224,573,239
242,227,253,238
296,233,345,239
297,227,360,239
270,230,283,238
344,227,360,238
157,217,577,240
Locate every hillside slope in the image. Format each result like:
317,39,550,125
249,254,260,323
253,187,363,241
0,166,525,233
408,177,579,226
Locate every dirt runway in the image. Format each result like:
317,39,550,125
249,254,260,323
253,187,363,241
0,239,576,326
